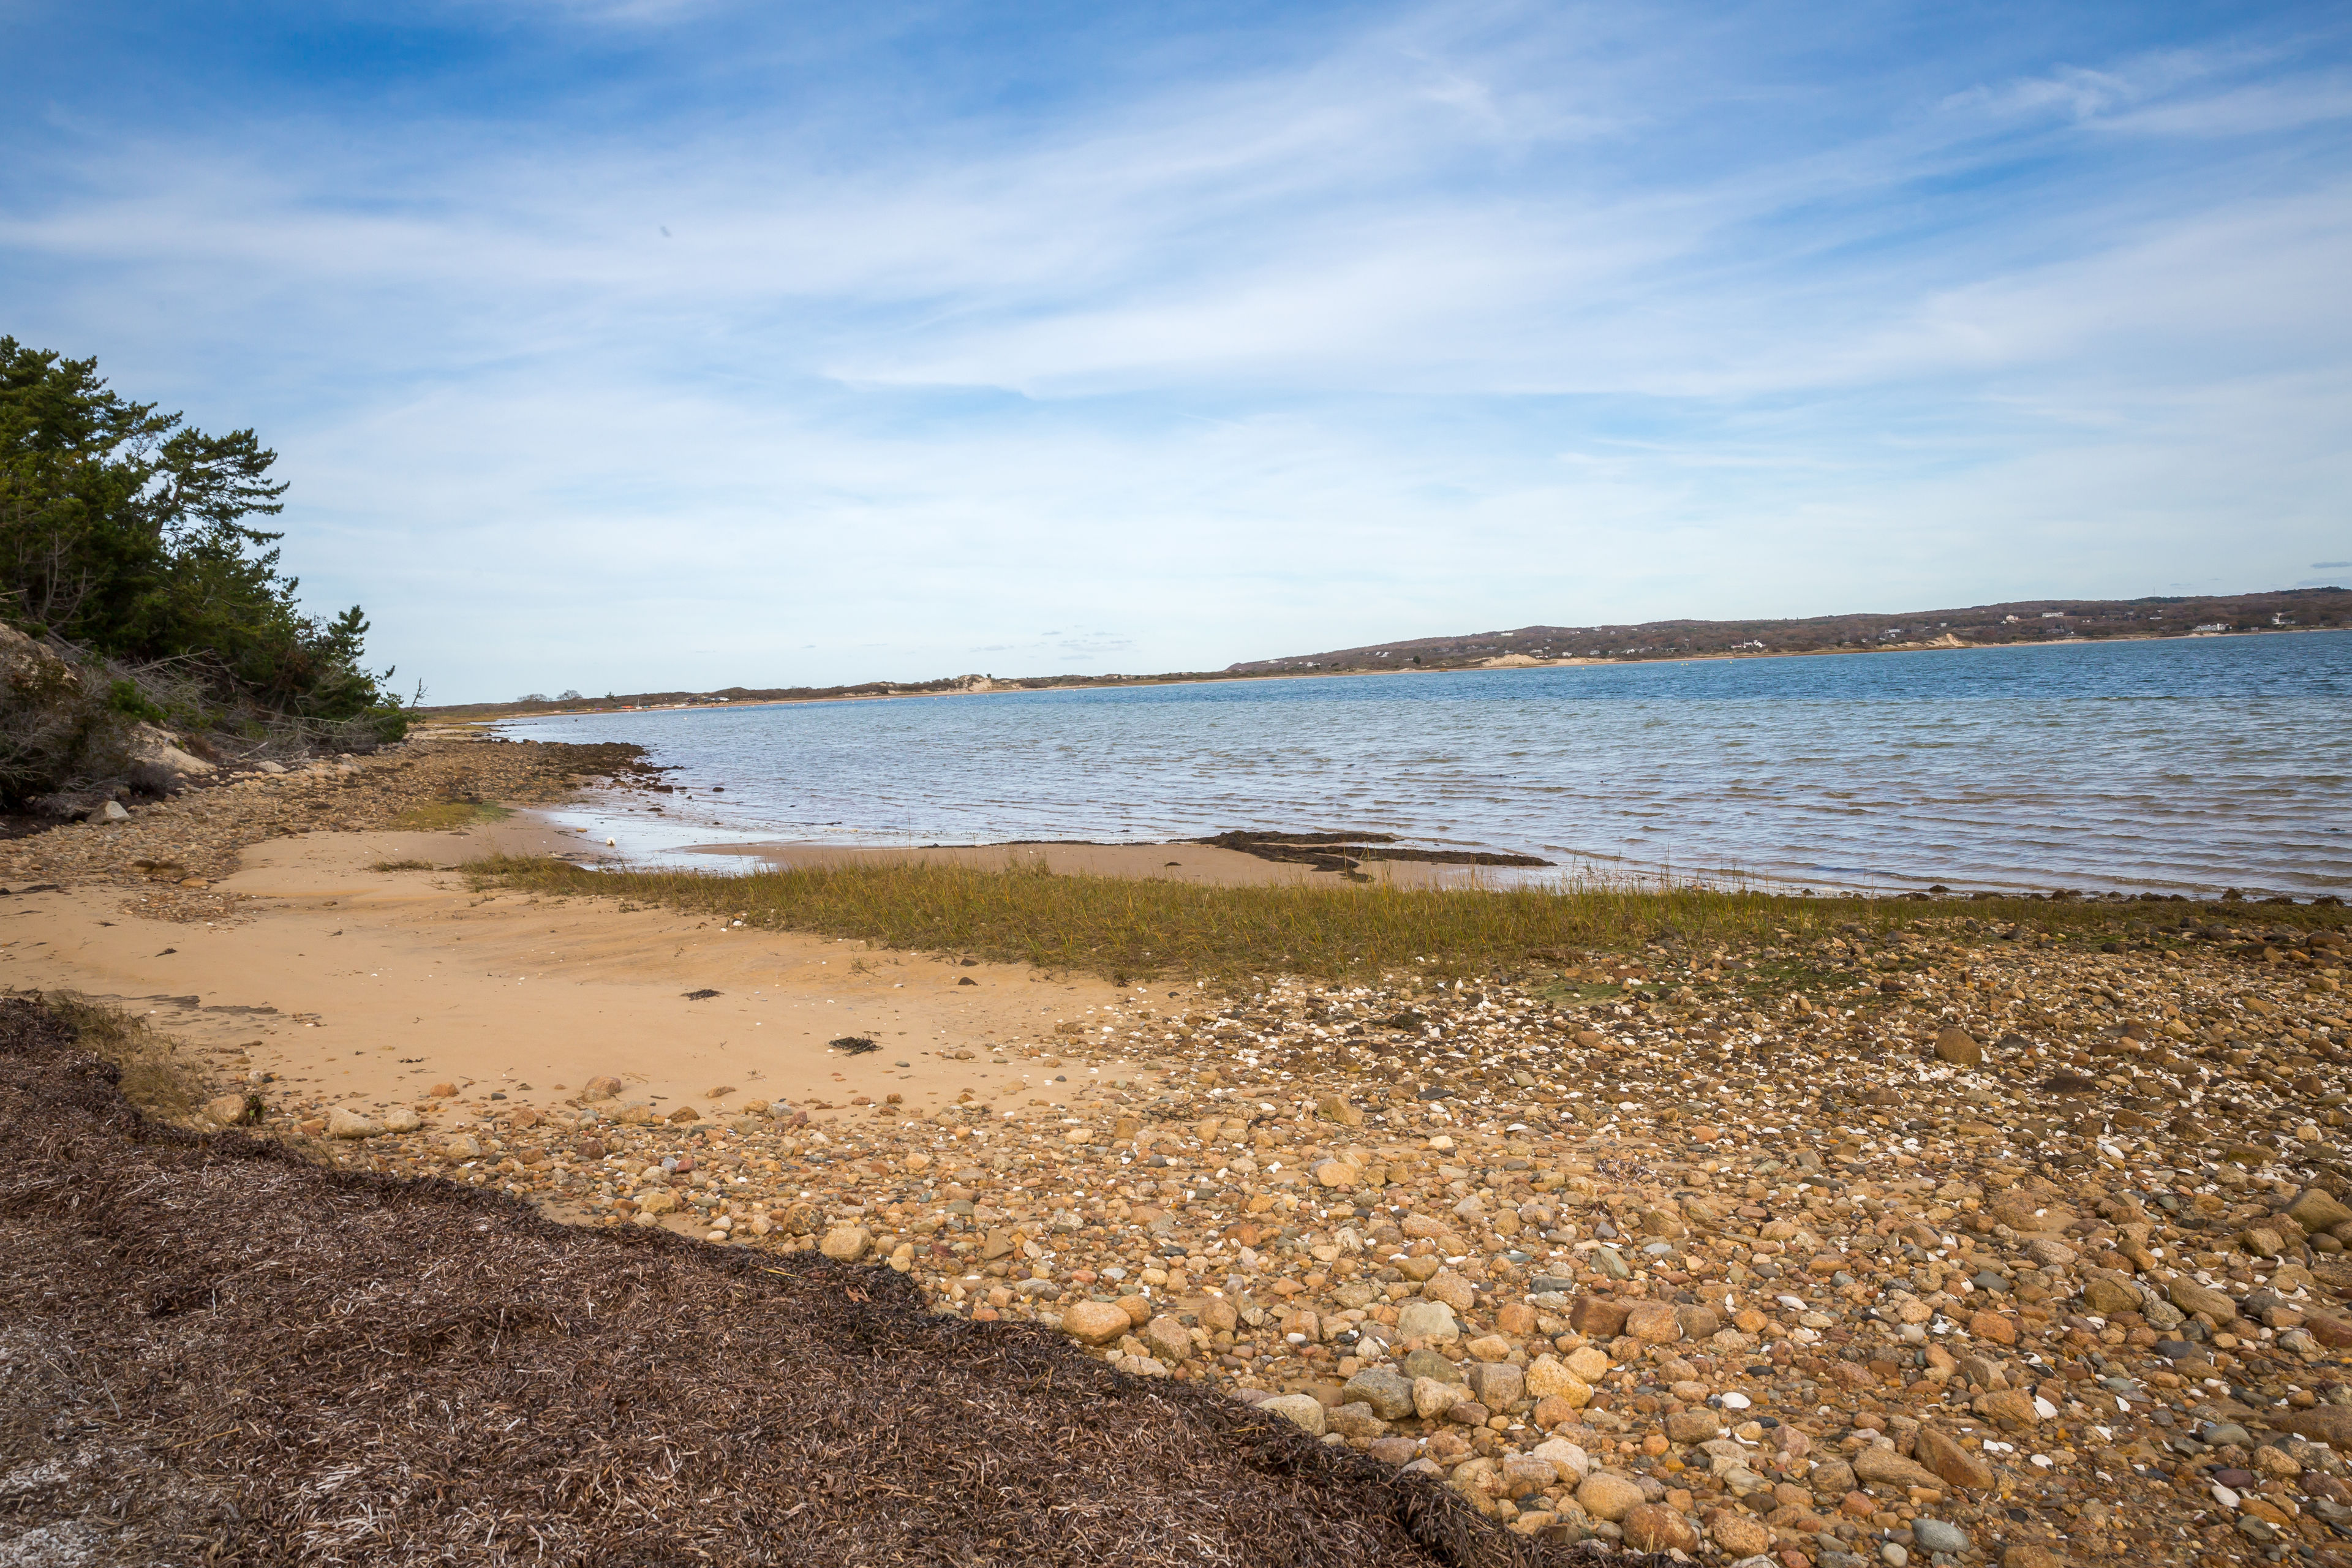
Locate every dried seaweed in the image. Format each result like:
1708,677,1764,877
0,997,1632,1567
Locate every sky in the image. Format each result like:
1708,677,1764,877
4,1,2350,701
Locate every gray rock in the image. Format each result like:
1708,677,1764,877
1468,1360,1524,1409
1401,1347,1463,1383
1325,1400,1388,1439
1341,1365,1415,1420
1909,1519,1970,1555
100,799,130,822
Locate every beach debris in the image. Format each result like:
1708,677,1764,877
828,1036,879,1054
682,988,721,1000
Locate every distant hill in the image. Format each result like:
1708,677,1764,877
421,587,2351,719
1223,587,2352,674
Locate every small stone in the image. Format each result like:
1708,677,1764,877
426,1082,458,1099
2002,1545,2066,1568
1401,1347,1463,1383
1530,1438,1590,1480
1327,1401,1387,1439
1343,1366,1415,1420
2081,1275,2140,1315
1915,1423,1994,1488
665,1105,700,1123
1708,1509,1772,1557
1853,1445,1943,1489
581,1075,624,1100
1464,1334,1514,1363
1968,1310,2018,1344
1525,1355,1594,1404
101,799,130,822
1143,1315,1193,1362
1621,1502,1697,1553
1575,1471,1643,1522
380,1106,421,1133
1414,1376,1463,1420
325,1107,383,1139
1396,1300,1460,1341
1314,1092,1363,1126
1623,1301,1683,1342
819,1226,871,1261
2289,1188,2352,1233
1422,1270,1476,1311
2167,1277,2237,1322
1664,1408,1722,1443
1466,1361,1523,1409
1933,1026,1982,1065
1062,1301,1130,1344
1257,1393,1325,1435
202,1093,252,1126
1910,1518,1971,1556
635,1189,679,1215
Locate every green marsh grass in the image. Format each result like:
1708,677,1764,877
464,854,2345,987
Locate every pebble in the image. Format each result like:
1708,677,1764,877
45,737,2352,1564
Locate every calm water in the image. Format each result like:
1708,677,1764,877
499,633,2352,896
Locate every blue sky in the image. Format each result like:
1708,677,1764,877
5,1,2349,700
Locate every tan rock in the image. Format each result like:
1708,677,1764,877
1314,1092,1363,1126
1464,1335,1514,1363
1623,1302,1682,1342
1973,1389,2042,1428
1934,1027,1983,1065
1853,1444,1943,1489
1917,1423,1994,1488
1708,1509,1772,1558
1969,1310,2018,1344
1621,1503,1697,1553
1414,1376,1463,1420
1564,1345,1613,1381
818,1225,871,1261
1422,1270,1476,1311
665,1105,700,1123
2290,1188,2352,1234
1143,1315,1194,1362
381,1106,421,1133
1061,1300,1131,1344
635,1189,679,1215
1311,1159,1355,1189
426,1082,458,1099
1257,1393,1325,1436
1575,1471,1643,1522
1525,1356,1594,1405
201,1093,253,1127
2168,1276,2237,1322
325,1107,383,1139
580,1074,624,1100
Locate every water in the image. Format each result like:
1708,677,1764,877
499,631,2352,897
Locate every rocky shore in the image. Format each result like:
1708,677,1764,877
17,734,2352,1566
290,908,2352,1567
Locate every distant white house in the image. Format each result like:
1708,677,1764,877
2192,623,2228,633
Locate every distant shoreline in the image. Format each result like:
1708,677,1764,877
447,623,2337,728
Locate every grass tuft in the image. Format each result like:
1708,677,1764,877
464,854,2346,986
369,858,438,872
40,992,217,1121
